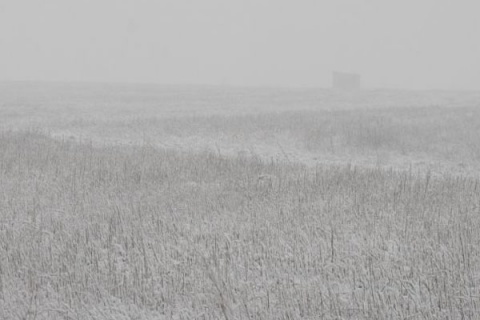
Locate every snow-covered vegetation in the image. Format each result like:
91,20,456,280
1,129,480,319
1,84,480,319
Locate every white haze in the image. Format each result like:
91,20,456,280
0,0,479,90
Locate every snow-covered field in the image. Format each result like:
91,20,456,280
1,83,480,319
3,82,480,174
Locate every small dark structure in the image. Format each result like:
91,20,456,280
332,72,361,91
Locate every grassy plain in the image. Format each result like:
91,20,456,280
1,83,480,319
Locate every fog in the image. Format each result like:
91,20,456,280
1,0,479,90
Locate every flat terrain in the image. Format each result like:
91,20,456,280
1,82,480,319
2,82,480,175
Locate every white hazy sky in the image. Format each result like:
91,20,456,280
0,0,479,90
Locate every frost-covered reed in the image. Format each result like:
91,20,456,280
1,131,479,319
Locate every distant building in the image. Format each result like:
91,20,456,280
332,72,361,90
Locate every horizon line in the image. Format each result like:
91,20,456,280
0,79,478,93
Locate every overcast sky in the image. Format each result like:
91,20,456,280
0,0,479,90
